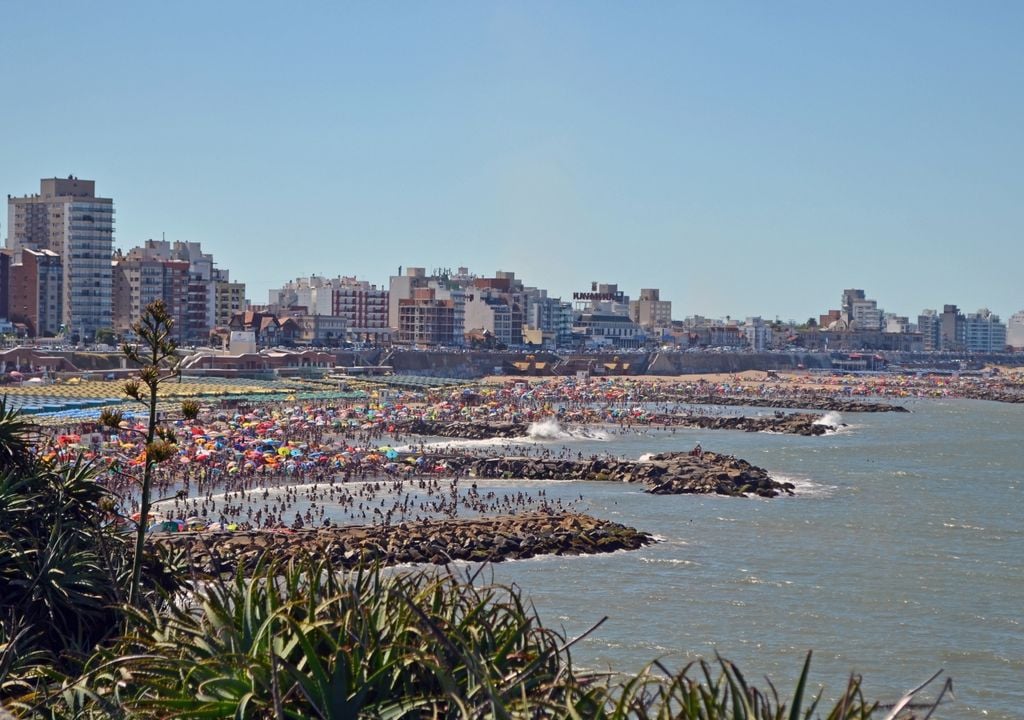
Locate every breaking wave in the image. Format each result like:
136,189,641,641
813,411,845,432
525,418,609,442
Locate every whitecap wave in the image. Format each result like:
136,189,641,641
813,411,844,428
772,474,837,498
525,418,609,442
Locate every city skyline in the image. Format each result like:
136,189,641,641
3,3,1023,321
3,174,1017,329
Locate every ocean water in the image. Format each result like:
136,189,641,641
439,399,1022,718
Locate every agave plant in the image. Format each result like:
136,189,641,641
0,405,183,707
28,553,951,720
0,398,39,473
41,556,571,718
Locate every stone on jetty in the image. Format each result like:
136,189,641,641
651,412,842,435
403,413,842,439
443,451,794,498
156,512,655,577
403,419,530,439
664,394,908,413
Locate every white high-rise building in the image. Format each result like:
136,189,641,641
7,177,114,341
964,309,1007,352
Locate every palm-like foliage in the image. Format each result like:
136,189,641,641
33,555,948,719
0,398,39,472
0,405,182,705
0,458,122,676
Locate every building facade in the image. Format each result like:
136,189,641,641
389,268,464,345
629,288,673,332
939,304,966,352
1007,311,1024,351
742,317,772,350
213,268,247,331
269,275,388,343
111,240,222,344
8,248,63,337
917,310,940,351
6,177,114,341
963,309,1006,352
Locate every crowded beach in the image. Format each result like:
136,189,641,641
14,367,1023,567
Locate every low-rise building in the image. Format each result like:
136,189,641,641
572,312,646,349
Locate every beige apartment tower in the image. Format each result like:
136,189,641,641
6,176,114,340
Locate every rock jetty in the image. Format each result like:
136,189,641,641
663,394,908,413
444,450,794,498
401,414,841,439
155,511,655,576
402,419,531,439
648,412,841,435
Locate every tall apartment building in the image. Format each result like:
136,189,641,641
397,288,456,346
213,268,246,330
1007,311,1024,351
917,310,941,351
332,278,388,343
839,289,885,330
939,304,966,351
9,249,63,336
964,309,1006,352
112,250,190,340
464,293,514,346
629,288,673,332
6,177,114,340
389,267,465,345
112,240,218,344
523,287,573,348
467,272,525,346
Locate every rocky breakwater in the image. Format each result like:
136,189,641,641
447,451,794,498
664,394,908,413
401,419,531,439
651,412,843,435
155,512,654,577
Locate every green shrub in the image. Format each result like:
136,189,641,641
19,555,949,719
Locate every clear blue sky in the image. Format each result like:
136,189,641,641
3,2,1022,322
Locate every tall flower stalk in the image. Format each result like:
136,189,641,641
102,300,181,607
